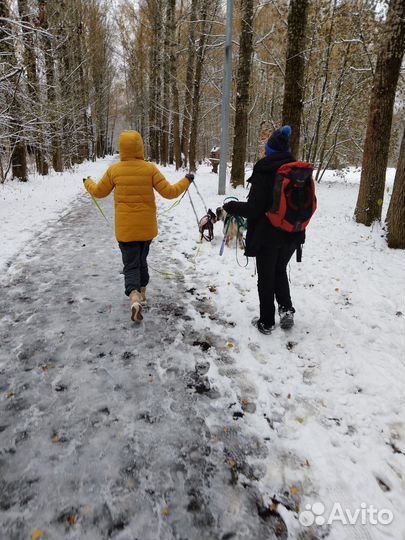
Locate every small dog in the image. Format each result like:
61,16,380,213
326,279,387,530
199,208,217,241
216,206,246,249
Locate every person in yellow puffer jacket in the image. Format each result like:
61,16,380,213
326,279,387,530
83,130,193,322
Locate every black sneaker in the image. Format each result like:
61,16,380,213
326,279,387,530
279,307,295,329
252,317,275,335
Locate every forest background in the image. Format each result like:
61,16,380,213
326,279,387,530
1,0,404,244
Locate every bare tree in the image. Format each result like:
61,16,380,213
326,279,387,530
386,126,405,248
188,0,218,172
281,0,309,158
181,0,199,168
18,0,48,175
168,0,182,169
231,0,254,188
38,0,63,172
0,0,28,181
147,0,163,162
161,0,171,166
355,0,405,225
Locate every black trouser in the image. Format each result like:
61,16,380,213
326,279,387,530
256,243,296,326
118,241,151,296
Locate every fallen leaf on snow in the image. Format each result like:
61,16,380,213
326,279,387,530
162,507,170,517
269,501,278,513
67,514,77,526
296,417,305,424
31,529,43,540
6,391,15,398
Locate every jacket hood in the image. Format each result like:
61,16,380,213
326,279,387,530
119,131,144,161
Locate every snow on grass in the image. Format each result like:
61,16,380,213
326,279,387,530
0,156,117,270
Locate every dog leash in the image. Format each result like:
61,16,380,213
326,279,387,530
192,179,209,213
234,216,248,268
187,189,200,226
219,197,248,267
160,183,191,215
219,217,232,256
86,192,182,279
187,189,215,243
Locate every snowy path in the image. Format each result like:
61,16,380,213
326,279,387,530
1,165,404,540
0,193,287,540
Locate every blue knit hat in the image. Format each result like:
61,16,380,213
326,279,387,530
265,125,292,155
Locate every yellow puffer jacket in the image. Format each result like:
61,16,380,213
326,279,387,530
84,131,190,242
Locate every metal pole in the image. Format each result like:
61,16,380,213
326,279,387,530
218,0,233,195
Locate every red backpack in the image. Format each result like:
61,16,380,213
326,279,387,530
265,161,317,232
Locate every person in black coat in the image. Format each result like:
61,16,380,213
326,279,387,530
223,125,304,335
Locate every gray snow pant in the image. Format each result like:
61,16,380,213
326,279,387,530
118,241,151,296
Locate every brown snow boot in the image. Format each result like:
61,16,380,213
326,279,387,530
140,287,147,307
129,290,143,322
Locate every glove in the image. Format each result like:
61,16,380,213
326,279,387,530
185,173,194,183
223,201,238,216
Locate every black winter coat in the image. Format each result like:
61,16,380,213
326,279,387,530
227,151,305,257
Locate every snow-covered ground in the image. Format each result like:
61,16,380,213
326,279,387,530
158,164,405,540
0,157,116,269
0,161,404,540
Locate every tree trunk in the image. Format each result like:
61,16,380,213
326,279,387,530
281,0,309,158
355,0,405,225
230,0,254,188
148,0,162,162
307,0,336,165
180,0,198,167
160,1,171,166
386,127,405,248
0,0,28,181
188,0,212,172
38,0,64,172
10,132,28,182
168,0,182,170
18,0,49,175
75,0,90,162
